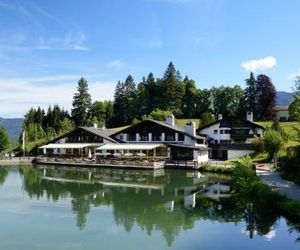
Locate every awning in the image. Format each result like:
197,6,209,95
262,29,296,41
96,143,165,151
167,143,208,151
39,143,94,149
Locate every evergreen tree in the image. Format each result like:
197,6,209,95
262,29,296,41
113,75,137,126
159,62,185,115
244,72,257,114
256,74,276,120
0,126,10,152
71,77,92,126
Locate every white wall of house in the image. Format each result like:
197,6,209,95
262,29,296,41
276,110,289,120
199,123,232,143
195,150,209,163
227,150,254,159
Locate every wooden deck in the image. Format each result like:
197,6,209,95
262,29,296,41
34,158,165,170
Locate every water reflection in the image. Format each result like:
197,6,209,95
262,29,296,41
17,165,300,246
0,167,8,185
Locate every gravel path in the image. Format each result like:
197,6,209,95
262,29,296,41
257,170,300,200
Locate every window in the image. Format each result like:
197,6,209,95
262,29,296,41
165,133,175,141
197,139,204,144
220,130,230,134
128,134,136,141
120,134,124,140
140,133,149,141
178,133,184,141
152,134,162,141
214,130,218,134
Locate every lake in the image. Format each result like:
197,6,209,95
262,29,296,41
0,165,299,250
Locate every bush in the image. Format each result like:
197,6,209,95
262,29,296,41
231,156,258,194
252,136,265,153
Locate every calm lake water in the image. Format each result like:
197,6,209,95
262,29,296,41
0,165,299,250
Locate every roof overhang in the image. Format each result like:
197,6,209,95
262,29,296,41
167,143,208,150
39,143,97,149
96,143,165,151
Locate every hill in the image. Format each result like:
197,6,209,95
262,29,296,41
277,91,294,106
0,117,23,142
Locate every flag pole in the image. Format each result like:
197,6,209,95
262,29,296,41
22,130,25,157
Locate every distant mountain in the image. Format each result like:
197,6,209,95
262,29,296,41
276,91,294,106
0,117,23,142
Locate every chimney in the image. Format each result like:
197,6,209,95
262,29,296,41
218,114,223,120
185,121,196,136
93,123,98,128
165,114,175,127
246,111,253,122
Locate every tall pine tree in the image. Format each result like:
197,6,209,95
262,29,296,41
113,75,137,126
244,72,257,114
159,62,185,115
71,77,92,126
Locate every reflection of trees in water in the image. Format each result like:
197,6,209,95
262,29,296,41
0,167,8,185
19,166,300,246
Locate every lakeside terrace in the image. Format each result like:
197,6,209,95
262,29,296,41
37,142,203,169
37,116,209,169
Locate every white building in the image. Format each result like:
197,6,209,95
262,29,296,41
272,106,290,121
197,112,264,160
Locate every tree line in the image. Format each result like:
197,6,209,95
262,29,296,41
0,62,280,154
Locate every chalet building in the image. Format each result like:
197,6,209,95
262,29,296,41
108,114,209,163
272,106,290,121
40,126,118,156
39,114,209,164
197,112,264,160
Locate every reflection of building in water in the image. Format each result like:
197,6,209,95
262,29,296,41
39,166,230,212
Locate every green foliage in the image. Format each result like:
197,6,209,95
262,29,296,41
200,163,233,174
252,136,265,152
211,85,244,117
71,77,92,126
231,156,258,194
113,75,137,126
293,76,300,97
289,97,300,122
244,73,276,120
280,145,300,184
0,126,10,152
0,167,8,185
200,112,215,127
145,109,171,121
264,129,284,167
270,120,289,142
256,74,276,120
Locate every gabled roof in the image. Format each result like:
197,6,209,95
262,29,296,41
111,119,206,140
49,127,118,144
80,127,118,143
273,106,289,111
197,117,265,131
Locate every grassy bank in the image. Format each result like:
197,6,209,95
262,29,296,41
231,157,300,217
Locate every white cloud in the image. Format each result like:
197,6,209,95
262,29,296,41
241,56,277,72
107,59,124,70
0,75,115,118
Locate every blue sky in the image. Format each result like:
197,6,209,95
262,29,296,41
0,0,299,117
